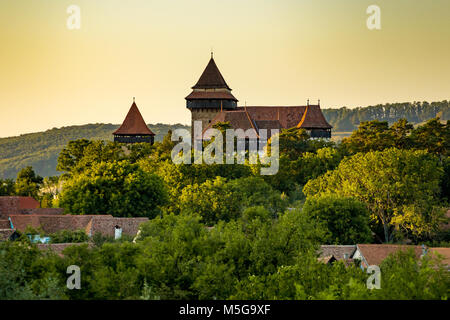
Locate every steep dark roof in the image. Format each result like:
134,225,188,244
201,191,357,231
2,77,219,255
113,102,155,136
192,58,232,90
185,90,237,101
297,105,332,129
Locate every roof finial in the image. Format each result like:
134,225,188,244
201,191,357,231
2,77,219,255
133,97,135,103
318,99,320,106
211,49,213,59
307,99,309,106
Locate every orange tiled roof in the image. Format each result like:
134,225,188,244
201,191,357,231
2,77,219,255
113,102,155,136
356,244,423,266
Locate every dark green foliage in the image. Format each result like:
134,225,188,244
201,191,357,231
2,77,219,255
342,118,449,156
302,195,373,244
59,161,168,218
49,230,89,244
0,178,15,196
14,166,43,198
178,176,286,225
0,123,189,179
323,100,449,132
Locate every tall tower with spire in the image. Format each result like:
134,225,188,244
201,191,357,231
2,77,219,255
185,54,238,134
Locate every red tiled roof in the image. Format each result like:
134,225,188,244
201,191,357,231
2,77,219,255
192,58,232,90
9,214,112,234
113,102,155,136
319,245,356,260
9,214,148,238
0,219,11,229
356,244,423,266
18,197,40,209
297,105,332,129
0,229,15,241
185,90,238,101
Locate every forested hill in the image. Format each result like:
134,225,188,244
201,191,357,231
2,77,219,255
0,100,448,179
323,100,449,132
0,123,189,179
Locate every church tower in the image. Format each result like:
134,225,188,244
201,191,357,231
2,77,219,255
185,54,238,134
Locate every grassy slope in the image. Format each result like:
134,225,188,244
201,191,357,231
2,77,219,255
0,123,189,179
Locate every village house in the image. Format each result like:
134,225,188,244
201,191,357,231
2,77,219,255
0,196,148,244
318,244,450,270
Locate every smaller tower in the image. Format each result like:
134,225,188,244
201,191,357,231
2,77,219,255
113,99,155,144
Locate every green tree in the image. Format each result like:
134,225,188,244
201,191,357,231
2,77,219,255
341,120,393,154
302,195,372,244
411,118,450,156
179,176,285,225
59,160,168,218
14,166,43,198
0,178,15,196
303,148,444,242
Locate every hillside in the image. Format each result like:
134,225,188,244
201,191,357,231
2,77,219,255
323,100,449,131
0,123,189,179
1,100,448,179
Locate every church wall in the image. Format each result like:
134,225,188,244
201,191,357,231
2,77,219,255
190,108,221,135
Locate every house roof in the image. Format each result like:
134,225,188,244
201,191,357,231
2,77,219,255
319,245,356,260
429,247,450,265
18,197,40,209
113,102,155,136
0,219,10,229
9,214,148,238
356,244,423,266
192,57,232,90
0,229,15,241
0,196,39,210
9,214,109,234
318,255,337,264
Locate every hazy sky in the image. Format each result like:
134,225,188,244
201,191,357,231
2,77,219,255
1,0,449,137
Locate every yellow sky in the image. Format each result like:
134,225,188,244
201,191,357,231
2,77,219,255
1,0,449,137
